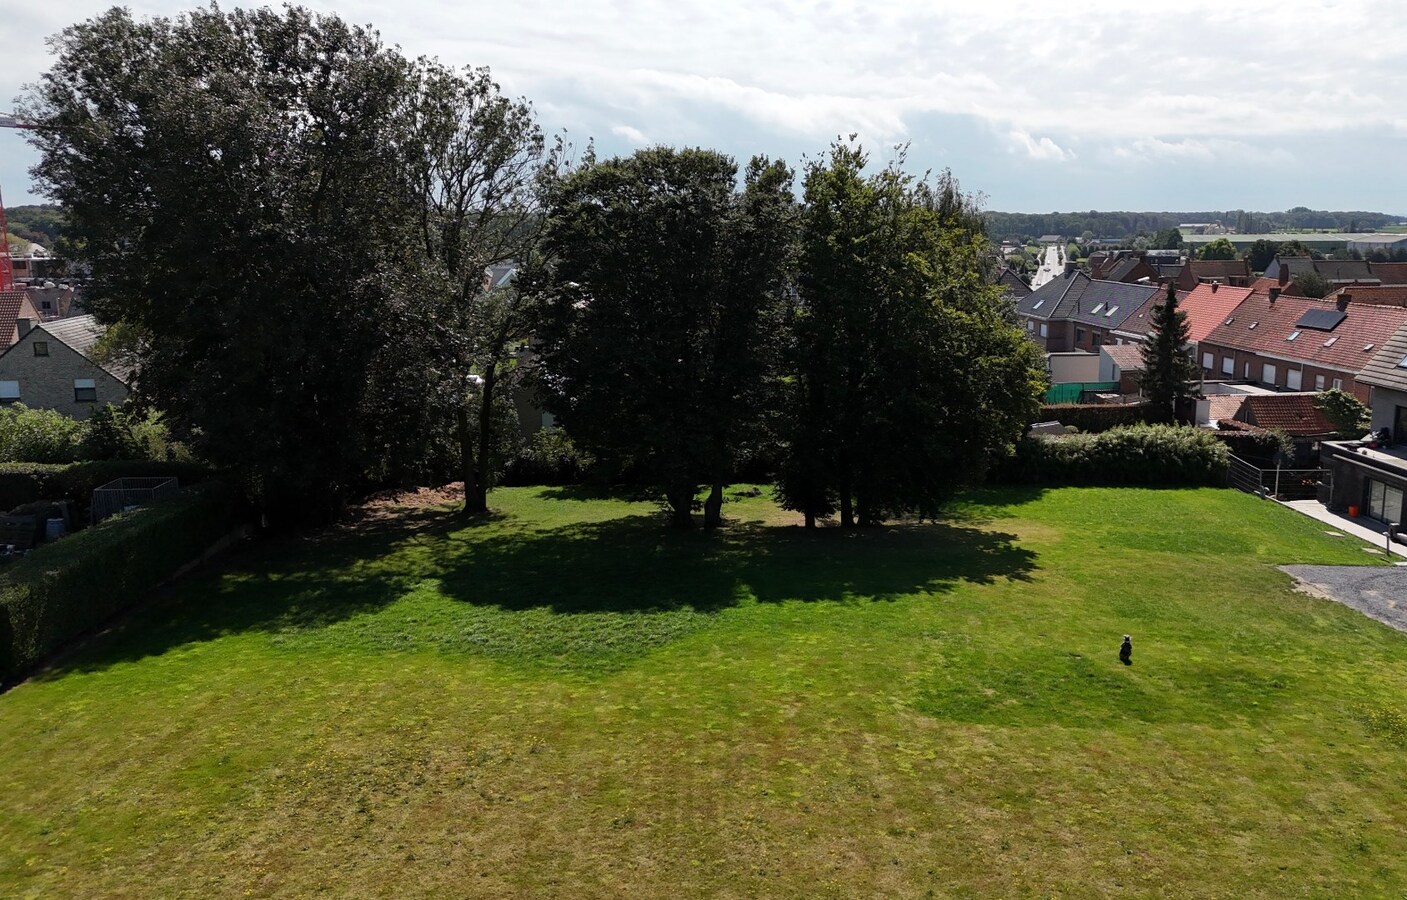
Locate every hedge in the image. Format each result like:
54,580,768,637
994,424,1230,486
1035,403,1156,433
0,460,212,517
0,481,244,682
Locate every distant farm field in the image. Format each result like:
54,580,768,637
3,486,1406,897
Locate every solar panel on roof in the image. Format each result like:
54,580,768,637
1295,308,1346,331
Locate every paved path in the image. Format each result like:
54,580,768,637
1030,244,1063,289
1281,565,1407,633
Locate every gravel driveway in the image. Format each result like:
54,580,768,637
1281,564,1407,633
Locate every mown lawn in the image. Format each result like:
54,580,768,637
2,485,1406,898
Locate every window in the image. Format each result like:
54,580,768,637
1038,323,1048,338
1315,374,1325,390
1202,352,1214,370
1286,331,1300,342
1399,353,1407,369
1248,322,1259,330
1075,327,1086,344
73,379,97,403
1092,333,1102,348
1089,303,1105,315
0,381,17,404
1332,378,1343,390
1287,369,1302,390
32,342,48,357
40,301,52,311
1244,362,1251,378
1324,336,1339,347
1363,344,1375,352
1221,357,1234,375
1104,305,1119,317
1262,363,1277,385
541,412,556,428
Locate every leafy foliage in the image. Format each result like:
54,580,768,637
21,6,430,524
0,483,242,681
1315,389,1371,439
533,148,796,527
998,425,1230,485
778,141,1046,527
1198,238,1238,260
1293,271,1331,299
502,428,595,485
1245,239,1280,272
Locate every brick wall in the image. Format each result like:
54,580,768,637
1196,341,1363,400
0,326,128,419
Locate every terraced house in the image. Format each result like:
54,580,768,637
1015,266,1162,353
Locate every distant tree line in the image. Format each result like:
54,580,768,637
22,6,1046,529
984,207,1402,245
4,205,65,250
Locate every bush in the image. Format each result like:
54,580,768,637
1037,403,1154,433
0,482,245,681
80,404,189,461
995,424,1229,486
502,429,595,486
0,404,86,462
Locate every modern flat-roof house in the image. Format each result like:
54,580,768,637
1319,322,1407,526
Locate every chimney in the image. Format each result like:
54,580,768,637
1277,266,1289,286
1337,291,1352,311
16,318,32,338
1064,261,1078,276
1211,282,1219,293
1268,288,1280,304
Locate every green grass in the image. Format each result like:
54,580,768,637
2,485,1406,897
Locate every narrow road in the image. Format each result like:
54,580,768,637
1030,243,1063,289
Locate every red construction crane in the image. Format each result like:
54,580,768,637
0,114,37,292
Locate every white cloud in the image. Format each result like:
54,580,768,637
610,124,650,145
5,0,1407,206
1007,130,1073,162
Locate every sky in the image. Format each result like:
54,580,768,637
3,0,1406,214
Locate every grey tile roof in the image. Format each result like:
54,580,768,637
1066,279,1162,329
43,314,105,356
1358,322,1407,392
1016,269,1086,319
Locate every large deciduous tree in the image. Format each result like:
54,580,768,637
778,141,1046,527
533,148,795,528
21,6,432,523
398,62,553,515
1138,283,1200,423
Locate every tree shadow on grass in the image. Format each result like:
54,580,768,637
34,504,1038,679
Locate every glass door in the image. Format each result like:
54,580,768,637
1367,480,1405,525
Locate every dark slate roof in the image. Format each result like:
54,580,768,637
995,266,1032,297
1184,258,1251,281
1103,257,1152,283
1016,269,1086,320
43,314,105,356
1065,279,1162,329
1357,321,1407,392
1315,258,1376,283
1274,256,1317,278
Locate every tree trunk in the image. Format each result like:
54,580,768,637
857,494,876,527
804,506,816,529
457,403,480,518
468,368,496,515
703,481,724,529
666,485,696,528
839,490,854,529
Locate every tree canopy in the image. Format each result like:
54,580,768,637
1138,283,1200,423
1197,238,1238,260
532,147,796,527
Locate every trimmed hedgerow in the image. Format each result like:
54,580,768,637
995,424,1229,486
0,482,244,682
1036,403,1155,434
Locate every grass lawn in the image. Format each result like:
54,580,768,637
2,485,1407,897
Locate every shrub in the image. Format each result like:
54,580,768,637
0,404,86,463
502,429,595,486
0,482,245,681
80,404,188,461
995,424,1229,486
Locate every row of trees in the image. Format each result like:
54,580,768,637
23,7,1046,528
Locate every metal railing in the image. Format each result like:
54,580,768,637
1227,454,1329,501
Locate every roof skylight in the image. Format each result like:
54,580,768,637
1090,303,1105,315
1287,331,1300,341
1324,336,1339,347
1104,306,1119,317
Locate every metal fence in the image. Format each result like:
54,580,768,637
1227,454,1328,501
91,477,179,524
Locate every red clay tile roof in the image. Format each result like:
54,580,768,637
1206,394,1246,423
1201,291,1407,374
1326,285,1407,308
1247,277,1302,296
1101,342,1145,370
0,290,41,347
1238,394,1338,436
1179,282,1255,343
